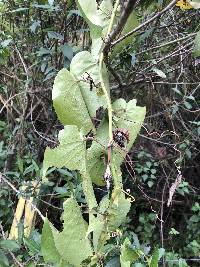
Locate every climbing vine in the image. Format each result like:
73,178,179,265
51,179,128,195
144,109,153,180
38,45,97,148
40,0,152,266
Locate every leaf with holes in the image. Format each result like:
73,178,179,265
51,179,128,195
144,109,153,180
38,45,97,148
113,98,146,151
70,51,107,117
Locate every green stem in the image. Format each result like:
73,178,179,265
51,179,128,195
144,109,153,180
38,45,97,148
99,0,120,143
99,54,113,143
106,0,120,38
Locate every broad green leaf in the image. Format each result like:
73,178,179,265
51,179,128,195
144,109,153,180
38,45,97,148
87,97,146,187
90,0,112,57
52,68,93,133
112,98,146,181
91,36,104,60
0,240,20,252
55,198,93,266
86,144,106,186
23,238,40,254
43,125,86,176
149,248,160,267
95,0,114,47
77,0,103,62
77,0,102,26
41,219,61,264
70,51,107,117
70,51,99,82
87,120,109,185
158,248,165,259
78,0,113,59
107,190,131,231
86,214,105,252
43,125,97,209
120,238,142,267
193,31,200,57
112,98,146,151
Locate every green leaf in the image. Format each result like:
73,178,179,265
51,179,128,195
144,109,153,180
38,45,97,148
77,0,102,26
87,144,106,186
78,0,113,59
184,101,192,110
158,248,165,259
43,125,86,176
70,51,107,117
112,98,146,151
87,120,109,186
172,87,182,96
0,240,20,252
152,68,166,79
0,250,9,267
169,228,180,235
120,238,142,267
54,198,93,266
41,218,62,264
148,181,154,187
86,214,105,252
1,39,12,48
146,161,152,168
151,169,156,174
107,190,131,231
43,126,97,210
23,237,40,254
142,174,148,181
193,31,200,57
52,68,93,133
87,98,145,186
178,258,188,267
61,43,73,61
149,248,159,267
189,215,200,222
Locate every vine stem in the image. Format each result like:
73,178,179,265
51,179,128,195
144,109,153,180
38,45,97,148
99,0,120,144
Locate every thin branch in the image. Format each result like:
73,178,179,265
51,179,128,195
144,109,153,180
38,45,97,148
136,33,196,56
112,0,178,47
104,0,138,53
0,173,45,221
